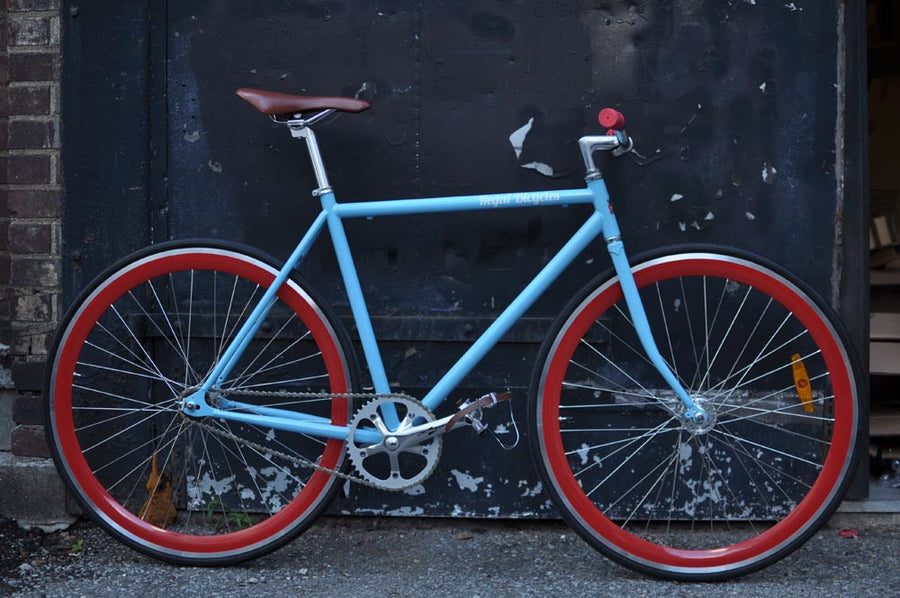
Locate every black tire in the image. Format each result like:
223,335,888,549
529,245,863,580
44,240,359,565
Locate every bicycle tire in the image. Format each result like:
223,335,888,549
529,246,862,580
44,240,358,565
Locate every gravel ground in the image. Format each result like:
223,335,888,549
2,515,897,597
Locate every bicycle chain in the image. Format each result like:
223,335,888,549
186,388,419,490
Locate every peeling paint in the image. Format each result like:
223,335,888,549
184,130,200,143
508,117,533,159
576,443,590,465
518,480,543,498
385,506,425,516
521,161,554,177
762,162,777,183
670,193,684,202
208,160,223,173
450,469,484,492
403,484,426,496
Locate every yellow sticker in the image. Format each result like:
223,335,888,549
791,353,814,413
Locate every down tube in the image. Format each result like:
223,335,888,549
421,210,606,411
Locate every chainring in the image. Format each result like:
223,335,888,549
347,396,442,491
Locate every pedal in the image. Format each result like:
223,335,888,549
444,392,520,450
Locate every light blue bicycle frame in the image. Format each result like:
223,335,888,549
183,129,703,444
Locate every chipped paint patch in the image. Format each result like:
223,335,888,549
184,130,200,143
518,480,543,498
403,484,426,496
576,443,591,466
450,469,484,492
385,506,425,516
208,160,223,173
746,212,756,221
670,193,684,202
521,161,555,177
509,117,534,159
762,162,777,183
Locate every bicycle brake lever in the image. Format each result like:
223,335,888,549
611,131,634,157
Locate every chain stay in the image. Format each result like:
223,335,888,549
192,388,419,489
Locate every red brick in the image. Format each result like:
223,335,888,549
0,287,11,320
7,190,61,217
8,0,61,10
6,155,51,184
11,424,50,458
9,256,59,287
7,86,51,115
13,292,52,322
0,255,9,285
9,16,51,46
9,222,52,253
9,53,59,82
12,393,42,426
8,119,59,149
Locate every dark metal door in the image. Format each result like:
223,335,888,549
62,1,868,515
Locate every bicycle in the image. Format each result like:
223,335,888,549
43,87,863,581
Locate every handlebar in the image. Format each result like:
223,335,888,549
577,107,633,177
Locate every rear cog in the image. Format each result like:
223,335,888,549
347,396,442,491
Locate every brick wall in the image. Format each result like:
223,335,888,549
0,0,63,459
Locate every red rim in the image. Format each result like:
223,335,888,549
50,250,349,556
540,256,855,571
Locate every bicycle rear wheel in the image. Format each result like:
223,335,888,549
530,248,862,580
44,241,357,565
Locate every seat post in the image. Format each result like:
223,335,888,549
286,116,332,197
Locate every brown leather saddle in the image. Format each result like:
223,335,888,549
236,88,370,117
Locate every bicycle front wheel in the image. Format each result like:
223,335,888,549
530,249,861,580
45,241,357,565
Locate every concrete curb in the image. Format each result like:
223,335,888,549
0,452,76,532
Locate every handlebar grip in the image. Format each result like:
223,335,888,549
598,108,626,131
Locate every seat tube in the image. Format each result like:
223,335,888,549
320,192,400,428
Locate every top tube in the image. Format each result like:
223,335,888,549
331,188,596,219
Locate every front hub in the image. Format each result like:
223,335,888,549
682,396,717,435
